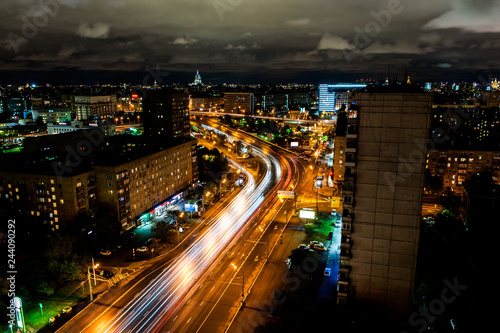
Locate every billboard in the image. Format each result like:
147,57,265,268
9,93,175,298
277,190,295,199
299,209,315,219
184,203,198,212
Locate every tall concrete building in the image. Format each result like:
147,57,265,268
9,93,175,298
142,90,191,138
338,87,432,322
333,106,347,184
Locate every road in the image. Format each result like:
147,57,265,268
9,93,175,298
57,125,285,333
168,121,336,333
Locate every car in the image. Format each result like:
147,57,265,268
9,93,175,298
324,268,331,277
298,244,309,250
327,232,333,240
62,306,72,314
49,317,56,324
317,246,328,252
331,209,337,216
335,220,341,228
100,249,112,256
136,246,148,252
254,255,259,262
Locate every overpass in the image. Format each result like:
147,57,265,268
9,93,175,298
189,111,336,126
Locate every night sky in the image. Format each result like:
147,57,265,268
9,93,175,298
1,0,499,85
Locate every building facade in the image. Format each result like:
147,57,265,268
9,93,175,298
74,95,117,120
426,149,500,193
319,83,366,116
223,92,254,114
0,169,96,232
142,90,191,138
339,88,432,322
94,139,197,230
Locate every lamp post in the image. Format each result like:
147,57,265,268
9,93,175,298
231,264,245,306
87,262,99,301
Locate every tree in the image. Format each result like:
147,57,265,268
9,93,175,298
152,220,176,243
304,222,315,237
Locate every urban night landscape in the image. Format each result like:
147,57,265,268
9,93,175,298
0,0,499,332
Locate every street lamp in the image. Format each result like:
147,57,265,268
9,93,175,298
87,262,99,301
232,264,245,306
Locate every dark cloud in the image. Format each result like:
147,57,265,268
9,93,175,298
0,0,499,84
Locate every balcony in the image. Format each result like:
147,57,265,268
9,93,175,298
342,214,352,224
339,265,350,274
339,250,351,260
346,133,357,139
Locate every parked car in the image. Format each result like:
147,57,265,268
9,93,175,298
49,317,56,324
136,246,148,252
62,306,72,314
100,249,112,256
324,268,331,277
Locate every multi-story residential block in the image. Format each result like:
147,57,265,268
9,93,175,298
0,167,96,232
338,87,432,322
1,136,198,233
426,149,500,193
93,136,198,229
142,90,191,138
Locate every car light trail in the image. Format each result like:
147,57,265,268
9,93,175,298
95,128,282,333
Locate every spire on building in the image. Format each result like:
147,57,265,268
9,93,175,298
192,70,203,86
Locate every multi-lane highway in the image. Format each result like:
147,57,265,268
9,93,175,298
55,117,334,333
57,123,291,333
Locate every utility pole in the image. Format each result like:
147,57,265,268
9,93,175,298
88,267,93,301
175,217,180,244
241,273,245,306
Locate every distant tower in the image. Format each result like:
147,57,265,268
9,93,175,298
193,70,203,86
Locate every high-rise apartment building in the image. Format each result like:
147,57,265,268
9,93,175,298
333,106,347,184
338,87,432,322
142,90,191,138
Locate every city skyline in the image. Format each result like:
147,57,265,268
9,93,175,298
1,0,500,84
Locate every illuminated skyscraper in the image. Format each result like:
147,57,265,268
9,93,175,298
318,83,367,116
